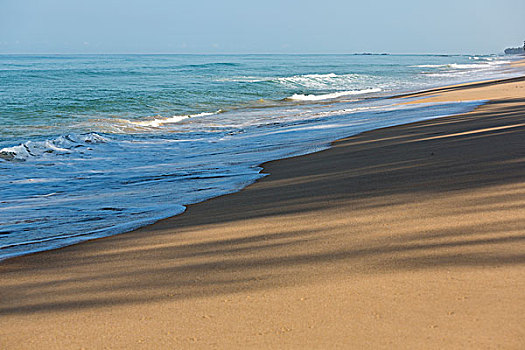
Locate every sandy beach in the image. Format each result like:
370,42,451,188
1,64,525,348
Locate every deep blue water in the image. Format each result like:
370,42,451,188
0,54,519,259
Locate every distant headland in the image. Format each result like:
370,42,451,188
504,41,525,54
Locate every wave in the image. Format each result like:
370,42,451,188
218,73,371,90
215,76,268,83
449,63,493,69
218,73,363,89
0,133,108,162
286,88,382,101
276,73,362,90
83,110,223,133
183,62,241,69
412,60,510,70
412,64,450,68
130,111,221,128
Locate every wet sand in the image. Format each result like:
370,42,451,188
1,71,525,349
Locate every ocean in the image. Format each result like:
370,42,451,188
0,54,520,259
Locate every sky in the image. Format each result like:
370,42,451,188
1,0,524,54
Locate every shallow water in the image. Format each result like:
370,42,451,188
0,54,519,259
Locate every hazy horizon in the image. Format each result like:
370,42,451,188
1,0,524,55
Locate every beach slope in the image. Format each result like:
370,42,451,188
1,77,525,349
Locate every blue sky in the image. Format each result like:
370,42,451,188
1,0,524,54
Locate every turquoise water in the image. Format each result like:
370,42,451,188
0,54,518,259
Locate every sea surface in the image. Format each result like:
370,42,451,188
0,54,520,259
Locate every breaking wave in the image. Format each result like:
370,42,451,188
82,110,223,133
218,72,371,91
130,111,221,128
276,73,363,90
0,133,108,161
412,60,511,70
286,88,382,101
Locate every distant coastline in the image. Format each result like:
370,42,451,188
504,46,524,55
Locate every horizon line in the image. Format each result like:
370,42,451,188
0,52,505,56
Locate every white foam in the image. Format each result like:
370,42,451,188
412,64,450,68
277,73,360,90
488,60,510,65
412,64,481,69
449,63,488,69
131,111,220,128
413,60,511,70
0,132,108,161
9,178,61,184
287,88,382,101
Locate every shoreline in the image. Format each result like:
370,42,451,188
392,75,525,100
1,65,525,348
1,72,522,262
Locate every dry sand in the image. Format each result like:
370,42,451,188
1,70,525,349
